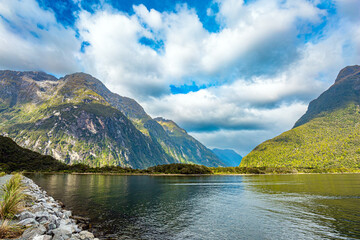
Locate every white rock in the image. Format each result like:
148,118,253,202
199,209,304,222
18,210,36,220
33,235,52,240
52,224,73,240
63,210,72,219
21,225,46,239
18,218,39,226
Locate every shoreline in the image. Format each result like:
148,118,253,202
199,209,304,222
13,176,99,240
22,171,360,177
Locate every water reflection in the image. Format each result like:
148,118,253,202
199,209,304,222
244,174,360,239
27,174,360,240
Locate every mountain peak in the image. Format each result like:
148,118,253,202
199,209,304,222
335,65,360,83
154,117,187,134
62,72,103,86
294,65,360,128
154,117,172,123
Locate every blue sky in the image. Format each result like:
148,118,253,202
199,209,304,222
0,0,359,155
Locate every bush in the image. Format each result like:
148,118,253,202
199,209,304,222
147,163,212,174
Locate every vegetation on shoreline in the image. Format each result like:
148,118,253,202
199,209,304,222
0,136,67,172
211,166,360,174
1,132,359,175
147,163,212,174
14,165,360,175
0,173,27,239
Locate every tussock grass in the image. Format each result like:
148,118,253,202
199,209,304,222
0,172,6,177
0,173,26,219
0,219,24,239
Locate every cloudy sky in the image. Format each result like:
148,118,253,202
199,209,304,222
0,0,359,156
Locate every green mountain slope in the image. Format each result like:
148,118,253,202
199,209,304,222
0,70,223,168
155,117,224,166
0,71,172,168
241,65,360,169
53,72,224,167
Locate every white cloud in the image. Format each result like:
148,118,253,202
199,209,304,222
335,0,360,22
0,0,80,74
134,4,163,30
0,0,359,156
77,9,164,97
141,19,357,154
143,81,308,131
75,0,325,98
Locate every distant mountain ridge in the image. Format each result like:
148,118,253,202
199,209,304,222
241,65,360,169
212,148,242,167
0,70,224,168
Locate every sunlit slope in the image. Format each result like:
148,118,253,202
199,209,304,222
155,117,225,166
0,71,172,168
241,104,360,168
0,70,223,168
241,65,360,169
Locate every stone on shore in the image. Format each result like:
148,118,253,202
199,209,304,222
20,224,46,239
14,177,96,240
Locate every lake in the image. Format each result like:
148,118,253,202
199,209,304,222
27,174,360,240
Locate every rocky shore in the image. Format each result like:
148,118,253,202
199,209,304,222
16,177,98,240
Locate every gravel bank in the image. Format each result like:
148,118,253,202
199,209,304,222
8,176,98,240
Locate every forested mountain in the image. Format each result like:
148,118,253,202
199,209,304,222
0,135,66,172
241,66,360,169
0,71,224,168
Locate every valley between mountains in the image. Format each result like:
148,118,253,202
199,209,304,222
1,66,360,172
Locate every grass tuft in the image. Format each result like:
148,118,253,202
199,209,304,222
0,219,24,239
0,174,26,219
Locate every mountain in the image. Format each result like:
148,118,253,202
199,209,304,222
212,148,242,167
0,70,223,168
0,135,66,172
241,65,360,169
155,117,225,166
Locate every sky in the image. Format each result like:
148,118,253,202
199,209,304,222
0,0,360,156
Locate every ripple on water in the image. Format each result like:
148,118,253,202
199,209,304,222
26,174,360,240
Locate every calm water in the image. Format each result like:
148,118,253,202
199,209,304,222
27,174,360,240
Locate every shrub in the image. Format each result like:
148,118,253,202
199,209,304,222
147,163,212,174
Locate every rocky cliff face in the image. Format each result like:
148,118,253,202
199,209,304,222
0,70,223,168
59,73,224,167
